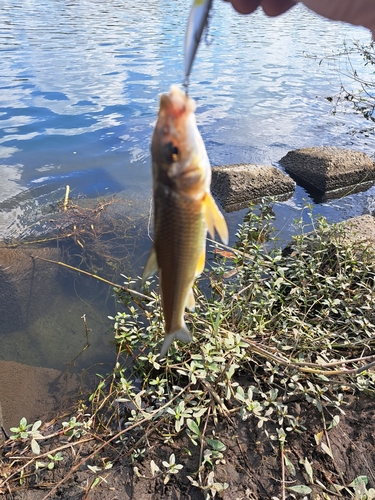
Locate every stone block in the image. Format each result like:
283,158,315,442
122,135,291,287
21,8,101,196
211,164,295,212
279,147,375,202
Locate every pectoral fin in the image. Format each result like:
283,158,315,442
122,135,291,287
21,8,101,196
141,246,158,283
204,192,229,245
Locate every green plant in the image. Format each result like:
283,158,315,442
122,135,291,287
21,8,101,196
89,202,374,495
3,200,375,498
188,472,229,500
10,418,43,455
166,400,193,433
62,416,87,439
98,201,375,496
162,453,184,484
130,448,146,463
349,476,375,500
35,452,64,471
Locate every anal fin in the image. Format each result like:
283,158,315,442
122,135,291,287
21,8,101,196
141,247,158,283
186,287,196,312
195,245,206,277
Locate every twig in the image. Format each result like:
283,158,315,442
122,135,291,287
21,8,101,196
147,196,154,242
199,379,231,419
198,406,211,485
280,442,286,500
196,317,375,376
34,256,152,302
63,185,70,211
229,330,375,376
125,416,168,459
0,437,94,489
81,314,90,345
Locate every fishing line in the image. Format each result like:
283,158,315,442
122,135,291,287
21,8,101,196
183,76,190,96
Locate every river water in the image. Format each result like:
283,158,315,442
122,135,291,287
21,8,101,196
0,0,374,371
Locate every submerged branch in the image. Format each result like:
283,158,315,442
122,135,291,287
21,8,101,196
35,256,152,302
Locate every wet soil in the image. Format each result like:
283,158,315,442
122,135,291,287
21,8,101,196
1,379,374,500
0,362,86,434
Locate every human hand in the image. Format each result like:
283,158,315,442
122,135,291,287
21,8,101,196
225,0,375,37
301,0,375,37
224,0,295,17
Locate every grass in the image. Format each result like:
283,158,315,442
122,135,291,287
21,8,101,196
1,200,375,499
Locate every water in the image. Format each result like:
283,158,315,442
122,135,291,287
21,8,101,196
0,0,374,371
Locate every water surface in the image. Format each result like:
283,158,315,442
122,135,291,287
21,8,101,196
0,0,374,371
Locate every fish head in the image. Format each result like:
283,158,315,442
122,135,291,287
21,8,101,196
151,85,210,198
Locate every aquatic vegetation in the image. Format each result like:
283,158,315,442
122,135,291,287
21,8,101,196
5,192,149,284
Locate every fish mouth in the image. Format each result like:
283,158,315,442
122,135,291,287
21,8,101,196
159,85,196,120
153,87,198,171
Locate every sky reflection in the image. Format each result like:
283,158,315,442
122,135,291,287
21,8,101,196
0,0,373,238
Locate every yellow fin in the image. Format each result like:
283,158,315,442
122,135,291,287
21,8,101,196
195,245,206,277
141,246,158,283
186,288,196,312
204,192,229,245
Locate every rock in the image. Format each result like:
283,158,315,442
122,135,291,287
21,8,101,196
279,147,375,202
341,214,375,247
211,164,295,212
0,246,61,334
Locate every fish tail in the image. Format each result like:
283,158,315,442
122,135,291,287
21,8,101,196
159,324,193,359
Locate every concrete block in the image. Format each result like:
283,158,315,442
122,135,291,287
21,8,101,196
211,164,295,212
279,147,375,202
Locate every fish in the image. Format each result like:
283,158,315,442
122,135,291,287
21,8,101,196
142,85,228,358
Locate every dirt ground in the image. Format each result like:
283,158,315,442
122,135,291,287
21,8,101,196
1,369,374,500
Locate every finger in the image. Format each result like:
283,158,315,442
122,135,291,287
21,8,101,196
261,0,296,17
225,0,261,15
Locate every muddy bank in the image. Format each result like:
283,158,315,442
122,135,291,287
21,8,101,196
1,392,374,500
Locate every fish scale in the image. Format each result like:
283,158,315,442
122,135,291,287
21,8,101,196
154,185,206,333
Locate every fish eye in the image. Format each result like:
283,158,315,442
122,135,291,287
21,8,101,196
163,142,179,163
